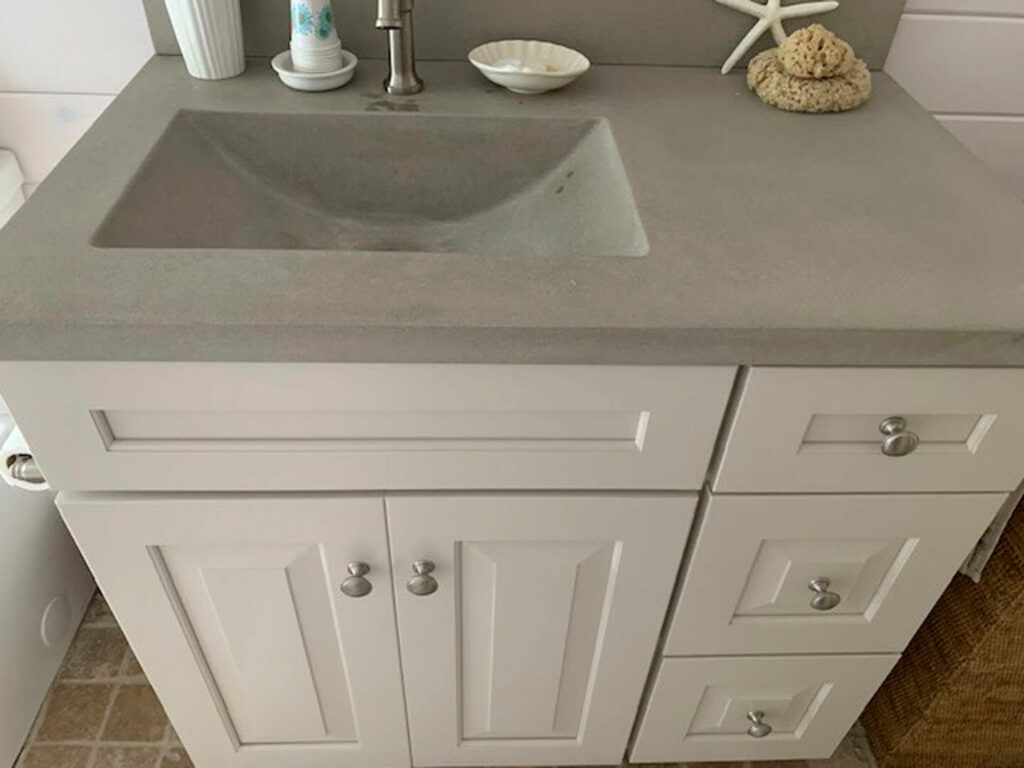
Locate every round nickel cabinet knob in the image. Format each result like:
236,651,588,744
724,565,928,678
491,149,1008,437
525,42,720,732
746,710,773,739
879,416,920,457
340,562,373,598
808,577,842,611
406,560,439,596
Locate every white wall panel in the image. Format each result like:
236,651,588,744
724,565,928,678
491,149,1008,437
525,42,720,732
0,0,151,188
0,94,113,183
886,9,1024,193
904,0,1024,16
938,115,1024,197
886,15,1024,114
0,0,153,93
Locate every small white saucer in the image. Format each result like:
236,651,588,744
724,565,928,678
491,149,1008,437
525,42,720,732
469,40,589,94
272,49,358,92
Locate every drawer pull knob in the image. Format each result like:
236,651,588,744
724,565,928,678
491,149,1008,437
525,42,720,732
746,710,773,738
407,560,439,596
340,562,373,598
808,577,842,611
879,416,920,457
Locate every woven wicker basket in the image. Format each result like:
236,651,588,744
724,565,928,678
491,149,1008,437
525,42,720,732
862,495,1024,768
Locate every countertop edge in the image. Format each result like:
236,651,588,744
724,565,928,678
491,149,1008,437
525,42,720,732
3,324,1024,366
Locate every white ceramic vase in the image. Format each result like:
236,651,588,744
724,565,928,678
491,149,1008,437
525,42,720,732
164,0,246,80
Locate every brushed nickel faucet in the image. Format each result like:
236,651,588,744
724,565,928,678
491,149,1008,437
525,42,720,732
376,0,424,95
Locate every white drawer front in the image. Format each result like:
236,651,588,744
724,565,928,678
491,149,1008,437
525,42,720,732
630,654,898,763
664,493,1001,655
0,362,735,491
715,368,1024,493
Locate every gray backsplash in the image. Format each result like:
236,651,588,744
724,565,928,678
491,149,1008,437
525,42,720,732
143,0,905,69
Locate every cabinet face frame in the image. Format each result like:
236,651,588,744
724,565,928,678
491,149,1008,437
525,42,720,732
386,492,696,767
57,493,411,768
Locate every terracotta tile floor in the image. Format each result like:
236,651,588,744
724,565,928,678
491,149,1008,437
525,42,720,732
17,594,190,768
17,593,875,768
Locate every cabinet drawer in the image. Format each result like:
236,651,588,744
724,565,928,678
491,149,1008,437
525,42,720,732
0,362,735,491
630,654,898,763
715,368,1024,493
664,493,1000,655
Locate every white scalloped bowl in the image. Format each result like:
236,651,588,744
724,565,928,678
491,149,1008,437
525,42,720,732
469,40,590,94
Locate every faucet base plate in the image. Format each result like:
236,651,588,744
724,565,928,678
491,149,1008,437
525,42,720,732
384,78,424,96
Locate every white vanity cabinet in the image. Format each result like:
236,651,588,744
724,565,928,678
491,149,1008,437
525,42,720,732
4,362,1019,768
59,491,696,768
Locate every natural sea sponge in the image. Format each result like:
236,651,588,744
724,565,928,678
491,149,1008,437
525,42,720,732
747,48,871,113
777,23,855,79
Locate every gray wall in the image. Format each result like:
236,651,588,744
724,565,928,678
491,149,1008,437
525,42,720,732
143,0,905,69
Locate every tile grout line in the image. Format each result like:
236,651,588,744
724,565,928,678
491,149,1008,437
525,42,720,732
55,684,151,688
156,718,176,768
14,682,53,768
83,645,129,768
121,646,166,768
33,740,179,748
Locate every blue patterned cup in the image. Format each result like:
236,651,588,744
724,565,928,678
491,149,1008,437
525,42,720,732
291,0,341,48
290,0,343,72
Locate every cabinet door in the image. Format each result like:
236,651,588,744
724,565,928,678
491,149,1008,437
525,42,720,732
58,494,410,768
387,493,695,766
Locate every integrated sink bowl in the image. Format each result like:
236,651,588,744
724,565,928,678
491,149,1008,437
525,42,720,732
94,110,649,257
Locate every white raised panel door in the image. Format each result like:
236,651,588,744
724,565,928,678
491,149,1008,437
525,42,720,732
57,494,410,768
387,493,696,766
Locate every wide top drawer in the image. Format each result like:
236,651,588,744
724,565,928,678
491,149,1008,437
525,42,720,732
715,368,1024,493
0,363,735,492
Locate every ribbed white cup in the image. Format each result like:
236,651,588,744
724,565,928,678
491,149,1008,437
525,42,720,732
165,0,246,80
291,40,343,72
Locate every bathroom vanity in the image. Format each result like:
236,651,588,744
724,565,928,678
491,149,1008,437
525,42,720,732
3,55,1024,768
1,361,1020,767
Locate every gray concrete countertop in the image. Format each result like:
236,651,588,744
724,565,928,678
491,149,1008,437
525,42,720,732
2,56,1023,366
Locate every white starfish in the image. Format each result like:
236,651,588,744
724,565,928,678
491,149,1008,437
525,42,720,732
715,0,839,74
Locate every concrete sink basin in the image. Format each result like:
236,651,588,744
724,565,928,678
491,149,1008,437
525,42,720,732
93,110,649,257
